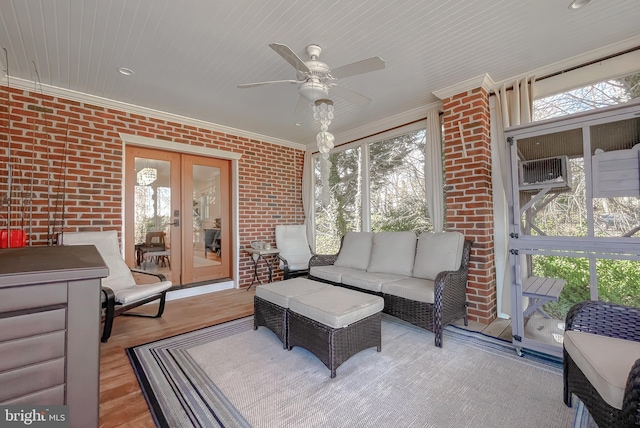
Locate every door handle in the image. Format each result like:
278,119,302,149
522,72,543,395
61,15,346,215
172,219,180,227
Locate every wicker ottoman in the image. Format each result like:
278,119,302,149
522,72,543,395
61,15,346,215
254,278,332,348
288,287,384,378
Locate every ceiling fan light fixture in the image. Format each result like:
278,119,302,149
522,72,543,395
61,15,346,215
568,0,591,10
299,80,329,102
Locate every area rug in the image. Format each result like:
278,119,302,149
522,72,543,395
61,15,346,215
127,316,593,428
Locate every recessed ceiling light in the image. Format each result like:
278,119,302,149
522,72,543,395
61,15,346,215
118,67,134,76
295,122,302,126
568,0,591,10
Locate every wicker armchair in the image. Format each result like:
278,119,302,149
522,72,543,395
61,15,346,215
563,301,640,427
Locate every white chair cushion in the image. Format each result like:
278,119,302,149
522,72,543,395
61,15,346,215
341,271,407,293
564,330,640,410
278,253,312,271
275,225,312,271
367,231,416,276
62,231,137,292
381,277,436,303
115,281,172,305
255,278,332,308
413,232,465,280
289,287,384,329
309,265,363,284
334,232,373,270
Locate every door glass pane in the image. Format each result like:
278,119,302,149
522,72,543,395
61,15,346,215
314,147,362,254
192,164,222,269
134,158,172,281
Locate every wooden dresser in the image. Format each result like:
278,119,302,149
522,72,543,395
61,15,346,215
0,245,108,428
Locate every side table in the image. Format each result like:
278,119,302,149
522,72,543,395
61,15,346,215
245,247,280,290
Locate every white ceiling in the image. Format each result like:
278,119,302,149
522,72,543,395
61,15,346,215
1,0,640,146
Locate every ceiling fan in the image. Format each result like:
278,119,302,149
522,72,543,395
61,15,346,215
237,43,385,109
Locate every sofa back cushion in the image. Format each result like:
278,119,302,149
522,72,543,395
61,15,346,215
334,232,373,270
367,231,416,276
413,232,465,280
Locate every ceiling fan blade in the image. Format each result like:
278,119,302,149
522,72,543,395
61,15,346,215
330,85,371,107
237,80,299,88
269,43,311,74
331,57,385,79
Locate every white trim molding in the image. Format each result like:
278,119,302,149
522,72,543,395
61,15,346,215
119,133,242,160
334,102,441,146
433,74,496,100
166,281,234,301
2,76,306,150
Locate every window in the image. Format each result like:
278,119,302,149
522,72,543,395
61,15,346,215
533,71,640,121
314,147,362,254
370,131,430,233
314,127,434,253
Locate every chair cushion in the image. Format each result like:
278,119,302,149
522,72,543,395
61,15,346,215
367,232,416,276
115,281,172,305
62,231,137,292
413,232,465,280
381,277,436,303
334,232,373,270
255,278,332,308
289,287,384,329
341,271,407,293
564,330,640,410
309,265,364,284
275,225,312,271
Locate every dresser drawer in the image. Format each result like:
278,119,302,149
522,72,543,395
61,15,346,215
2,384,65,406
0,331,66,373
0,358,65,402
0,308,66,342
0,283,67,313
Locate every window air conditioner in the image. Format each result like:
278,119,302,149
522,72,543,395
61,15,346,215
518,155,571,192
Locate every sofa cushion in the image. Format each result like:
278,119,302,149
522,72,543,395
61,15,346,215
564,330,640,410
289,287,384,329
341,272,407,293
309,265,364,284
381,278,435,303
255,278,332,308
367,231,416,276
413,232,465,280
334,232,373,270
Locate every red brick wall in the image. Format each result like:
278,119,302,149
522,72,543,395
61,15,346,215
0,85,304,287
442,87,497,324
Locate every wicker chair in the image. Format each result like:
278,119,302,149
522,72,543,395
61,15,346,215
563,300,640,427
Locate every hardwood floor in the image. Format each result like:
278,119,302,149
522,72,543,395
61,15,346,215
98,287,511,427
99,287,255,428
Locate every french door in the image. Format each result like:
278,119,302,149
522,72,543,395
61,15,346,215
124,147,231,285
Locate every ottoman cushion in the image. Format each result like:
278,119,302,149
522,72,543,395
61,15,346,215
289,287,384,329
255,278,332,308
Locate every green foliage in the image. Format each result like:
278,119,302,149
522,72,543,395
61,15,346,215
533,255,640,320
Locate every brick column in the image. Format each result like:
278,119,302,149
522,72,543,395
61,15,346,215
441,86,497,324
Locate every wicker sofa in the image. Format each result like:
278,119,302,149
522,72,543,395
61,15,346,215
309,231,471,347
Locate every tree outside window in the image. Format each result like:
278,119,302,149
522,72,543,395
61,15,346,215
314,129,433,254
